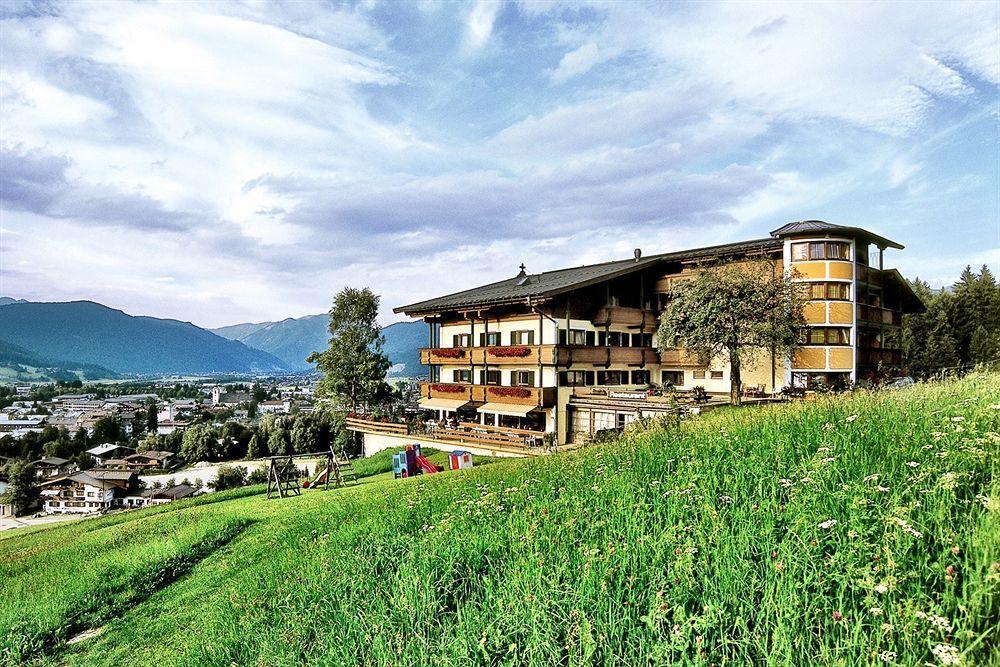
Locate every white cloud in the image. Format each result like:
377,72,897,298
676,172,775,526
464,0,502,51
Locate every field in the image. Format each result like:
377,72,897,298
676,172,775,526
1,373,998,666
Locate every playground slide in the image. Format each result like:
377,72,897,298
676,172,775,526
415,455,439,474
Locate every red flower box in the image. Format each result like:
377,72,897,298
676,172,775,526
488,386,533,399
431,383,466,394
434,348,466,359
489,346,531,358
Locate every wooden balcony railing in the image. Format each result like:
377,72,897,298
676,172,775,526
345,417,546,452
857,348,903,366
344,417,408,436
422,345,659,368
419,382,555,406
857,305,902,327
590,306,659,328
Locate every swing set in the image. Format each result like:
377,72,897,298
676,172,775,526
265,446,358,499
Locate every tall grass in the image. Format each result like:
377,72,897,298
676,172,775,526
2,373,997,666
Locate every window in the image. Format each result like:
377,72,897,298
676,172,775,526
452,333,471,347
790,241,851,262
454,369,471,383
480,332,500,346
510,330,535,345
806,327,851,345
561,329,588,345
597,370,629,385
479,369,501,385
631,370,650,385
808,282,850,300
559,370,594,386
607,331,623,346
662,370,684,387
693,370,706,379
710,370,724,380
512,370,536,387
430,366,441,382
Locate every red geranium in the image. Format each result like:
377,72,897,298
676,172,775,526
434,348,466,359
489,346,531,358
431,383,467,394
488,386,533,399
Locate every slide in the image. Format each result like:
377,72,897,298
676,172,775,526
415,455,439,474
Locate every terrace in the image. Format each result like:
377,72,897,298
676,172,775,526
345,416,547,452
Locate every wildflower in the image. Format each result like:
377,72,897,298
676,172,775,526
822,457,836,464
864,473,880,482
818,446,831,452
893,517,923,538
774,561,785,571
876,485,890,493
906,461,920,468
931,643,960,665
832,610,844,621
846,414,859,422
870,607,884,616
874,583,889,594
818,519,837,530
990,404,1000,410
950,546,960,555
779,478,793,488
800,476,813,483
878,650,896,662
848,530,859,539
915,611,953,632
950,416,965,422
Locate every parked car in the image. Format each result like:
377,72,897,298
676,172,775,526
884,376,915,390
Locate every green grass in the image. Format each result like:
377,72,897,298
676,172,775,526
2,373,998,666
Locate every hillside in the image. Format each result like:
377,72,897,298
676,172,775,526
2,374,998,665
0,301,288,375
213,316,426,376
0,339,118,382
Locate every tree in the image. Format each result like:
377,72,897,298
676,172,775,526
308,287,392,413
247,433,269,459
146,403,158,433
657,260,805,405
91,416,121,444
179,424,220,462
969,325,998,365
1,459,38,516
211,465,248,491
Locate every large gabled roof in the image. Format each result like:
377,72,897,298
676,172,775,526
770,220,903,250
395,237,780,315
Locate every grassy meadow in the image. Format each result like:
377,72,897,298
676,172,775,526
1,373,998,666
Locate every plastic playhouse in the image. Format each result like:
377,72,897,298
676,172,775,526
392,445,474,479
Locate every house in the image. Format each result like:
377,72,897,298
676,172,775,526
141,483,197,506
211,387,251,406
257,399,291,415
348,220,923,449
39,470,139,514
124,450,175,470
31,457,76,479
85,443,137,466
156,420,190,436
0,418,45,433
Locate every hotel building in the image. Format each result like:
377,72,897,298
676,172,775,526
350,221,923,452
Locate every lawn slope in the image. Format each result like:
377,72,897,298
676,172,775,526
2,374,998,666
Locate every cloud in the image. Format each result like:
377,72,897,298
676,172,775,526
464,0,502,50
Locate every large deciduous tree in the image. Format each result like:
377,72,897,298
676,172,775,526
308,287,392,413
1,458,38,516
656,260,805,405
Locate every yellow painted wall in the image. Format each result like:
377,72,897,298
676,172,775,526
828,302,853,324
793,348,826,369
795,262,827,279
829,348,854,369
828,262,853,280
803,302,827,323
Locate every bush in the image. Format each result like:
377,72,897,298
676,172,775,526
247,468,268,485
210,465,248,491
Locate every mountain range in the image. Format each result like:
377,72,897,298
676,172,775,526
211,315,426,376
0,298,426,379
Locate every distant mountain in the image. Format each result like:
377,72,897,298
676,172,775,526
0,297,28,306
0,301,289,375
213,316,427,376
0,338,118,382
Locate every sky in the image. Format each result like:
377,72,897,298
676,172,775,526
0,0,997,328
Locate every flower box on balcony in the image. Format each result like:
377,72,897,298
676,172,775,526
434,348,466,359
489,346,531,358
431,383,467,394
488,386,533,399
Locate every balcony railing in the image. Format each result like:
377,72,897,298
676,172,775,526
419,382,555,406
421,345,662,368
590,306,659,328
857,305,903,326
858,348,903,366
345,417,546,452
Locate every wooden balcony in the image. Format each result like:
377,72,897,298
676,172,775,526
419,382,555,406
658,348,705,367
343,417,408,436
590,306,658,329
422,345,657,367
421,346,557,365
857,348,903,366
857,305,902,327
